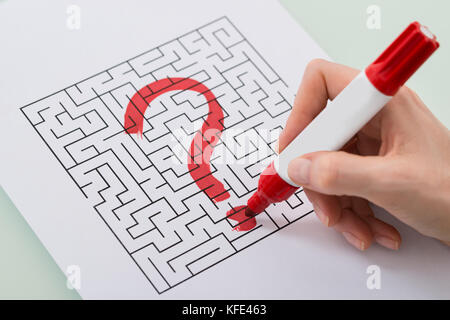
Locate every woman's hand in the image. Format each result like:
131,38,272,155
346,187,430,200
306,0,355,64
278,59,450,250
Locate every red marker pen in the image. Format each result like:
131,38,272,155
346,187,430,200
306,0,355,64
245,21,439,217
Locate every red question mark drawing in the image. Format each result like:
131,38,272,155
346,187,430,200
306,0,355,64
124,77,256,231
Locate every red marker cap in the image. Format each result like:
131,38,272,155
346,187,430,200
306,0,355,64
365,22,439,96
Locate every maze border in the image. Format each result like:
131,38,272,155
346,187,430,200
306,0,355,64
20,16,313,294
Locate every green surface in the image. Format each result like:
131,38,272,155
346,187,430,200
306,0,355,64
1,0,449,299
281,0,450,127
0,188,80,299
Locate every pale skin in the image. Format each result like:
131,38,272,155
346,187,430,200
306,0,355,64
278,59,450,251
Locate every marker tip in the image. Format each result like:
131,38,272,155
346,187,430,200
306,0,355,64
244,206,255,217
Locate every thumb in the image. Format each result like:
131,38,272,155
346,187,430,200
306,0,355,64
287,151,388,199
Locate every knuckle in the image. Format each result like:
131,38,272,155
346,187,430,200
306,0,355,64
394,86,417,106
403,86,420,100
305,58,327,74
398,86,414,97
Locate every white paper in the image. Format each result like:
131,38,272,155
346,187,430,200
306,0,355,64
1,0,449,299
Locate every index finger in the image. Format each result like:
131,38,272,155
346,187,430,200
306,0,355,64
277,59,360,153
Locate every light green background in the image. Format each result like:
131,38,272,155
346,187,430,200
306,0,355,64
1,0,449,299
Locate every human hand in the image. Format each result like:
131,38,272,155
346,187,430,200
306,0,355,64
278,59,450,250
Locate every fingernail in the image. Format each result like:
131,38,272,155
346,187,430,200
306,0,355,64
288,158,311,185
343,232,366,251
375,236,400,250
314,204,329,227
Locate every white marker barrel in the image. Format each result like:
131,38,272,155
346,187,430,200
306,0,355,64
275,72,391,186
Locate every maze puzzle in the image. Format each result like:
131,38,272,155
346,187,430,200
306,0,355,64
21,17,313,294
